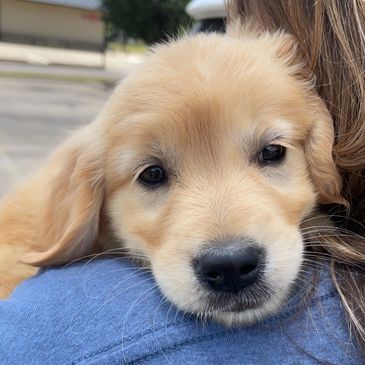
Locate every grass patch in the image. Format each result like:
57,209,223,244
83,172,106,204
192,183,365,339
108,42,147,54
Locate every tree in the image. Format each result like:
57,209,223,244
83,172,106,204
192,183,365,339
103,0,191,45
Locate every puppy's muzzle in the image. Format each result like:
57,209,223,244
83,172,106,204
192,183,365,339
193,239,264,294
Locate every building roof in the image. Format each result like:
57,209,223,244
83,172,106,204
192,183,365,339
27,0,102,11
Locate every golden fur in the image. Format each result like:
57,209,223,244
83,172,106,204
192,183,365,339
0,29,343,324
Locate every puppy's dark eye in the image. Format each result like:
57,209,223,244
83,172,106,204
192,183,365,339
138,166,166,187
259,144,286,164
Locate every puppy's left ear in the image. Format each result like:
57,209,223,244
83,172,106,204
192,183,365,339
305,96,346,206
25,124,105,266
273,33,346,206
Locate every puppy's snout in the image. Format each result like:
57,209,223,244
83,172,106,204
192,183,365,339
194,241,263,293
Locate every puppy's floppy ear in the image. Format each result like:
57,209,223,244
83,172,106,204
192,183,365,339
273,33,346,206
305,96,346,206
26,123,105,266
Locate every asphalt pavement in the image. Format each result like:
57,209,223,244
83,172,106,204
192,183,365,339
0,77,112,196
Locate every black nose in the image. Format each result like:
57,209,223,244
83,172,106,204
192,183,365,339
194,241,262,293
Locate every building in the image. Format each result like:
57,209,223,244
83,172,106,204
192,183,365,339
0,0,104,51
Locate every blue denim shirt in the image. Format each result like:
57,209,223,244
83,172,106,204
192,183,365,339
0,258,362,364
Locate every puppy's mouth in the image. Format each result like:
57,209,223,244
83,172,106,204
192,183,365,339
200,282,274,314
223,300,261,312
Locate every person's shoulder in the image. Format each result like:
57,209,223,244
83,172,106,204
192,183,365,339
0,259,361,365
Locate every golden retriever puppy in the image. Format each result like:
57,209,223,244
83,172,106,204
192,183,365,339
0,28,343,325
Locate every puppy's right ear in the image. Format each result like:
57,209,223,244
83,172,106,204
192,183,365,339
26,123,105,266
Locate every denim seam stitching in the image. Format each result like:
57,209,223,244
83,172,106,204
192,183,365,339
70,319,186,365
129,331,230,365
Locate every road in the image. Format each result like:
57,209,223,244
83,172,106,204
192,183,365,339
0,78,112,196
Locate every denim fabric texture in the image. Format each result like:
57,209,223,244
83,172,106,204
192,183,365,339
0,258,362,364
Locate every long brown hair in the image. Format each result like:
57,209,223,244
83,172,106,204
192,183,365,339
228,0,365,357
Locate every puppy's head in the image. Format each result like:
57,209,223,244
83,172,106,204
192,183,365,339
30,32,343,325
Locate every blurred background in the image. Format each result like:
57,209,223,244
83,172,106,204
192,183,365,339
0,0,225,195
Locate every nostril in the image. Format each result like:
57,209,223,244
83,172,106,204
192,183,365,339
239,263,258,276
206,271,224,284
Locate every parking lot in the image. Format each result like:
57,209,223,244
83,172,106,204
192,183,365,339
0,78,112,196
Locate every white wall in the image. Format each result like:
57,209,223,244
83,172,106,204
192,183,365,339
1,0,104,48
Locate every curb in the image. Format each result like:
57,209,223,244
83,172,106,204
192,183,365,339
0,71,117,86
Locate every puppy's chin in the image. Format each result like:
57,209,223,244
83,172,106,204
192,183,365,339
202,292,288,327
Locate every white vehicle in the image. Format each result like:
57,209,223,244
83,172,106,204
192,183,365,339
186,0,226,33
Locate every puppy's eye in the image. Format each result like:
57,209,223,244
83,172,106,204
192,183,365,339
138,166,167,187
259,144,286,164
